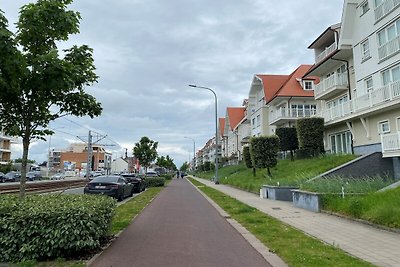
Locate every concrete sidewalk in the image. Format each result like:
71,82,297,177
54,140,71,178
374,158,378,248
192,177,400,267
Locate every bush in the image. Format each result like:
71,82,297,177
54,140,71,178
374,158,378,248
250,135,280,176
161,173,173,180
297,117,324,156
275,127,298,160
145,177,165,187
243,146,252,169
0,194,116,262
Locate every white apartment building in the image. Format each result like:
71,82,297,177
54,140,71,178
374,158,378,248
224,106,249,162
305,0,400,164
0,131,13,164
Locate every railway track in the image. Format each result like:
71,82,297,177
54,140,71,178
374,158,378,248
0,179,88,195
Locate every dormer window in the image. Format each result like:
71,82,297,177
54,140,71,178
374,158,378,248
303,80,314,90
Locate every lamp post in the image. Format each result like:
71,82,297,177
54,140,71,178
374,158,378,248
184,136,195,171
188,84,219,184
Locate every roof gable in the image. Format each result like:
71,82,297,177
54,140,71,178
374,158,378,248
227,107,246,130
255,75,289,103
219,118,225,136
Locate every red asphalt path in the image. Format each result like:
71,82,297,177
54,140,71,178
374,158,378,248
90,178,271,267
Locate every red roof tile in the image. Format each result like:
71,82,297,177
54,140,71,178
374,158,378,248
219,118,225,136
227,107,246,130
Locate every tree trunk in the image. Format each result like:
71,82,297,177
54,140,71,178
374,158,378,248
267,167,272,177
19,136,30,199
290,150,294,161
252,167,256,177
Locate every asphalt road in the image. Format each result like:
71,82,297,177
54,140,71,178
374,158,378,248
90,178,271,267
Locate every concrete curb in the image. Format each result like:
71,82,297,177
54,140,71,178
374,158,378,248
187,178,288,267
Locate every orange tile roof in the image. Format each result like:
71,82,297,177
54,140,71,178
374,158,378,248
257,65,316,104
227,107,246,130
219,118,225,136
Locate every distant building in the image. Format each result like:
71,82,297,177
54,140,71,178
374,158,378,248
0,131,13,165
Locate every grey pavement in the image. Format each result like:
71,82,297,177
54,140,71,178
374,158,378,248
192,177,400,267
90,178,275,267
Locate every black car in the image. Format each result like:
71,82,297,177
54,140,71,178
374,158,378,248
84,175,134,201
0,172,5,183
121,173,146,193
4,171,21,182
26,171,42,181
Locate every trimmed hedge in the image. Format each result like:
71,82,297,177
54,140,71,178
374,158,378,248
145,177,165,187
0,194,116,262
243,146,252,169
297,117,324,156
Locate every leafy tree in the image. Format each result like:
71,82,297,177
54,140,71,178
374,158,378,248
0,0,102,198
204,161,211,171
133,136,158,173
250,136,280,177
275,127,298,161
13,158,36,164
297,118,325,157
156,155,176,171
243,146,256,177
180,162,189,172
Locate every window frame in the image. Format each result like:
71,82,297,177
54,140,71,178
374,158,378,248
361,39,371,61
378,120,390,134
359,0,369,16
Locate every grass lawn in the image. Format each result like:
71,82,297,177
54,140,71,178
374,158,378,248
196,154,357,193
189,178,372,267
321,186,400,229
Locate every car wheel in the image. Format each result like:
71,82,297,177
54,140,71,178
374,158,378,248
117,193,124,201
130,188,134,197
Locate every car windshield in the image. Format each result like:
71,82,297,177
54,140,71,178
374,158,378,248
5,172,16,178
91,176,119,183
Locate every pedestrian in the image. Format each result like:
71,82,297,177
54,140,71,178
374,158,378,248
176,170,180,179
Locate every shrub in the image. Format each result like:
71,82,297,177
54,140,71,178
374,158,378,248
243,146,252,169
161,173,173,180
250,135,280,176
297,117,324,156
275,127,298,160
0,194,116,262
145,177,165,187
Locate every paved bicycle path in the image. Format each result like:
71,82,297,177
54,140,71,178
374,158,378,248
192,177,400,267
90,178,274,267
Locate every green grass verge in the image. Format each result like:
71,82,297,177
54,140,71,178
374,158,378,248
111,187,164,234
196,154,357,193
322,186,400,229
189,178,373,267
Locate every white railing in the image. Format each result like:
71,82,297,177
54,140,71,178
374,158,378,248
381,132,400,152
378,35,400,61
316,42,337,64
321,80,400,123
270,107,317,123
375,0,400,21
314,72,348,98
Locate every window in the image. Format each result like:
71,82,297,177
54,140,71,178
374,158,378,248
382,64,400,86
303,80,314,90
365,77,373,92
330,131,352,154
379,120,390,134
374,0,383,7
360,1,369,15
256,115,260,126
377,19,400,46
252,118,255,128
361,39,370,61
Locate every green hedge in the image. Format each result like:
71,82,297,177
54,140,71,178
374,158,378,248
145,177,165,187
0,194,116,262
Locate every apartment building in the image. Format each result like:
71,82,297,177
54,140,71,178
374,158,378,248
305,0,400,162
0,131,12,164
224,107,246,162
248,65,319,137
218,118,227,158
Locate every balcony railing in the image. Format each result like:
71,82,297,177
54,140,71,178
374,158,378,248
381,132,400,153
375,0,400,22
321,80,400,123
378,35,400,61
314,72,348,99
270,107,317,124
316,41,337,64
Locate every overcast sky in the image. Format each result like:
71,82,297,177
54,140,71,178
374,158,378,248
2,0,343,168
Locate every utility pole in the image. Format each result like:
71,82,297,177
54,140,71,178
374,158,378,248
86,130,92,181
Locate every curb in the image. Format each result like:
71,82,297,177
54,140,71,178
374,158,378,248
187,178,288,267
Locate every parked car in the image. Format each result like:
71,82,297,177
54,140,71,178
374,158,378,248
84,175,134,201
145,171,159,177
50,173,65,180
4,171,21,182
26,171,42,181
0,172,5,183
121,173,146,193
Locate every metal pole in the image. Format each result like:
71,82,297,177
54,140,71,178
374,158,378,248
184,136,196,171
46,135,51,178
86,130,92,181
188,85,219,184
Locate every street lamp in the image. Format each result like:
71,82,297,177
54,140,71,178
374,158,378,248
184,136,195,170
188,84,219,184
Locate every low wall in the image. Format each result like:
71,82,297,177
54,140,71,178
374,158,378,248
261,185,298,201
292,190,321,212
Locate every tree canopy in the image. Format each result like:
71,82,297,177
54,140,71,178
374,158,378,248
0,0,102,198
133,136,158,171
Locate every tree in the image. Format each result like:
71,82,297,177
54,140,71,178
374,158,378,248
297,117,325,158
133,136,158,173
250,136,280,177
14,158,36,164
242,145,256,177
275,127,298,161
0,1,102,198
180,162,189,172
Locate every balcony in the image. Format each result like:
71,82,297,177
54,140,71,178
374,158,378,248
315,41,337,64
378,35,400,61
270,107,317,126
375,0,400,22
314,72,349,100
321,80,400,123
381,132,400,157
